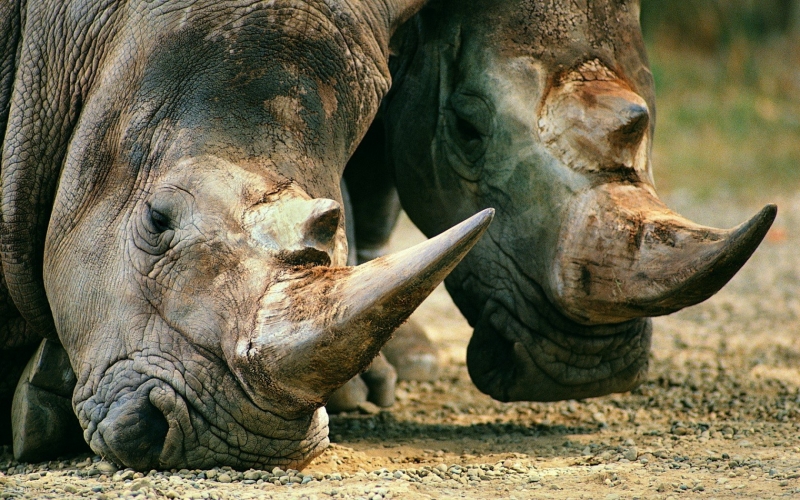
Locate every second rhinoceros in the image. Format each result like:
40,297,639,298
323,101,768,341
345,0,776,401
0,0,497,470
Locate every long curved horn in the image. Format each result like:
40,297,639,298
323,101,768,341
231,208,493,417
550,183,776,325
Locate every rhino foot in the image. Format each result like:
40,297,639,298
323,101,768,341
382,320,440,382
12,339,87,462
326,376,368,413
326,353,397,412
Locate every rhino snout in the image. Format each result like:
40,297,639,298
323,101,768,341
90,381,170,470
228,209,495,417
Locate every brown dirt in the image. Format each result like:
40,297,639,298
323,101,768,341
2,196,800,499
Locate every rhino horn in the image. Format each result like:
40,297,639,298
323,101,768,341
232,208,494,417
550,183,776,325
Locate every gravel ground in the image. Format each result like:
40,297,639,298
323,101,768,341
2,194,800,499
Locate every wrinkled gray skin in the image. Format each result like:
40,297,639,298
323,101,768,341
0,0,437,470
345,0,774,403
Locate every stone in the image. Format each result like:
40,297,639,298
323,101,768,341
27,340,77,397
11,340,87,463
130,479,153,491
96,462,118,476
623,447,638,461
243,471,261,481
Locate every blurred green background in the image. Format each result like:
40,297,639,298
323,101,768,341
640,0,800,202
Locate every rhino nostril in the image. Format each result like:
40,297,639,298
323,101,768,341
614,103,649,146
277,247,332,267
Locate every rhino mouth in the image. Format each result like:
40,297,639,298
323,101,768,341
75,348,329,471
455,253,652,403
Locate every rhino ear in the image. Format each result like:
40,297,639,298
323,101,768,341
363,0,429,51
382,0,429,32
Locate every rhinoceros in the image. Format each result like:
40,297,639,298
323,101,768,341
345,0,776,401
0,0,498,470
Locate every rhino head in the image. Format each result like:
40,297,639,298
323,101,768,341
383,0,776,401
0,0,493,470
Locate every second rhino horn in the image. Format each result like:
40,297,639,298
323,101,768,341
550,183,776,325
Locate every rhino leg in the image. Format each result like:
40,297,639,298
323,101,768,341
360,352,397,407
326,353,397,412
382,321,440,382
326,376,370,413
343,122,442,385
328,161,405,413
11,339,86,462
343,118,403,264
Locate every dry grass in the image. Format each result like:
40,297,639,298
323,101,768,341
648,39,800,204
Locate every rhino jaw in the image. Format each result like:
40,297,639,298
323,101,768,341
550,183,777,325
229,208,494,417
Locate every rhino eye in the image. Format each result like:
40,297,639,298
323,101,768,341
443,92,493,180
455,115,483,149
146,203,172,233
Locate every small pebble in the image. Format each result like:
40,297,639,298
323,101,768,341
243,470,260,481
113,470,135,482
129,478,153,491
623,447,638,461
96,462,118,475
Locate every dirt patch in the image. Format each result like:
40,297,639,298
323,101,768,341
2,197,800,499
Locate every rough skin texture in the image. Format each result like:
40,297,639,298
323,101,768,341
0,0,427,470
345,0,771,405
